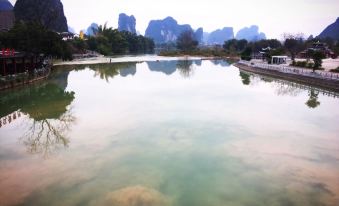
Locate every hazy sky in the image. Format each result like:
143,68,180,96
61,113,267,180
9,0,339,39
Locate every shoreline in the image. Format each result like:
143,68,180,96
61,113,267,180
53,55,237,66
234,62,339,93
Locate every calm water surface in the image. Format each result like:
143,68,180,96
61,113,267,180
1,58,339,206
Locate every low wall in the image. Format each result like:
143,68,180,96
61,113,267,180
234,63,339,93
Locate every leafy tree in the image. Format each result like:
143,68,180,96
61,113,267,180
223,39,248,53
0,22,72,60
240,47,252,61
311,51,326,71
176,30,198,52
283,34,305,60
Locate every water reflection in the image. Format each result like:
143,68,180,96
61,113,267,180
210,59,229,67
147,61,177,75
306,90,321,108
238,70,339,108
177,60,195,78
239,71,251,85
0,70,76,157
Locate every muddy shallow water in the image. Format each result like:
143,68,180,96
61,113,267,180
1,58,339,206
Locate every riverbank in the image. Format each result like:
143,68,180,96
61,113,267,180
235,62,339,93
52,55,227,66
0,64,52,91
159,50,240,61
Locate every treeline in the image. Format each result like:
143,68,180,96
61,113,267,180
222,36,339,61
0,22,155,60
0,22,72,60
84,25,154,55
74,24,155,56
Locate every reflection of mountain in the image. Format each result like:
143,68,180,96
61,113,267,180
147,61,177,75
0,69,75,157
210,60,229,67
119,64,137,77
147,60,202,76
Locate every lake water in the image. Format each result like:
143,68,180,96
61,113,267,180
1,57,339,206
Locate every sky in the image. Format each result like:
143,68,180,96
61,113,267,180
9,0,339,39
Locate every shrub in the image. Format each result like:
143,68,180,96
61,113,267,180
307,62,314,68
330,67,339,73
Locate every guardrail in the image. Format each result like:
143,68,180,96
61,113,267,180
239,60,339,81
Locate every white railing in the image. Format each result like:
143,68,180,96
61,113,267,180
238,60,339,81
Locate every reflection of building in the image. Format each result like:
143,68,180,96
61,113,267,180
0,110,22,128
0,0,14,32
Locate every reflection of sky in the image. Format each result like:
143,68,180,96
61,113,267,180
1,60,339,206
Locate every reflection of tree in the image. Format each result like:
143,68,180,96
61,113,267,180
239,71,251,85
22,109,75,157
91,62,137,82
306,90,321,109
177,60,194,78
272,82,303,97
1,70,76,157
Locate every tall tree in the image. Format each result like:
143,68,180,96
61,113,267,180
176,30,198,52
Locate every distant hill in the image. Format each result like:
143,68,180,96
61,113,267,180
236,25,266,41
145,16,202,44
194,27,204,44
0,0,15,31
206,27,234,44
0,0,13,11
68,26,75,34
318,17,339,40
14,0,68,32
86,23,98,36
118,13,136,34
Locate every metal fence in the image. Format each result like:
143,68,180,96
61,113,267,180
239,60,339,81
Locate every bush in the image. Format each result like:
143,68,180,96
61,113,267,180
330,67,339,73
241,56,252,61
307,62,314,68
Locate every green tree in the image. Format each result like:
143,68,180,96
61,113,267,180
176,30,198,52
0,22,72,60
311,51,326,71
283,35,305,60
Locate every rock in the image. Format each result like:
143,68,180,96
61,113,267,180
207,27,234,44
118,13,136,34
318,17,339,40
235,25,266,41
0,0,15,31
101,186,169,206
86,23,99,36
14,0,68,32
145,16,193,44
